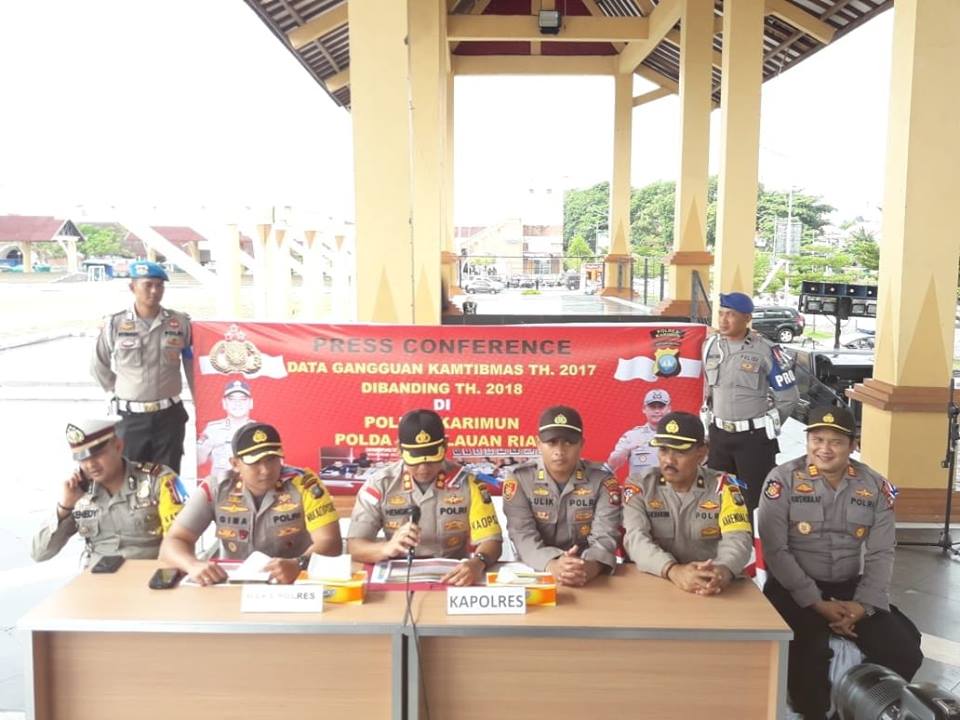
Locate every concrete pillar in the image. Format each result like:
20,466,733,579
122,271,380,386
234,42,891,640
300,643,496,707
251,224,270,319
441,71,462,307
712,0,764,323
656,0,714,317
213,224,242,318
65,239,79,274
19,241,33,273
848,0,960,521
302,229,323,321
601,72,634,299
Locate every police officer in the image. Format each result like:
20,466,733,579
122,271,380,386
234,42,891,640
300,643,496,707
606,388,672,476
91,260,194,474
703,291,799,512
160,422,342,585
622,412,752,595
197,378,256,478
758,406,923,719
32,418,187,567
502,405,621,586
347,409,503,587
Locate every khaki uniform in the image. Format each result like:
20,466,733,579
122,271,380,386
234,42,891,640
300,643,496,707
347,460,502,558
173,466,338,560
622,467,752,577
32,460,185,567
502,459,621,571
758,456,897,610
198,417,251,477
606,424,657,476
91,306,191,402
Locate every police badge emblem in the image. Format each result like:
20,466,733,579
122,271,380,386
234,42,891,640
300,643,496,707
209,324,264,375
654,347,681,377
797,521,812,535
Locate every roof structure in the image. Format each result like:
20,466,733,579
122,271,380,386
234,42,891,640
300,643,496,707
0,216,84,243
242,0,892,110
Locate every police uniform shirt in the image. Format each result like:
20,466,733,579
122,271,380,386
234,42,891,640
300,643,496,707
198,417,248,477
606,425,657,476
501,459,621,572
758,456,897,611
173,466,338,560
91,306,192,402
622,467,753,577
31,460,186,567
347,460,502,558
703,330,798,422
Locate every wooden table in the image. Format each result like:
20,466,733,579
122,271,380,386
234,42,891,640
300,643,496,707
404,564,791,720
19,560,407,720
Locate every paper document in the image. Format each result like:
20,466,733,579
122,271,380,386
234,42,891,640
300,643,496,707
307,553,353,582
370,558,463,584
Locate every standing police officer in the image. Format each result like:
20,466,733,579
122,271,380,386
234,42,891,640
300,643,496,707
32,418,186,567
347,409,503,587
759,406,922,719
606,388,672,477
91,260,194,474
502,406,621,586
623,412,752,595
161,422,342,585
703,291,799,511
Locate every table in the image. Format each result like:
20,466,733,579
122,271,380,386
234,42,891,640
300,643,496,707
404,564,791,720
19,560,406,720
21,562,791,720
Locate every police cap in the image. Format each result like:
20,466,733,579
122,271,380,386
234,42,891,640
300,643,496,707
650,412,705,450
66,418,118,461
398,409,447,465
538,405,583,443
644,388,671,406
223,379,252,398
232,422,283,464
129,261,169,282
719,292,754,315
805,406,856,438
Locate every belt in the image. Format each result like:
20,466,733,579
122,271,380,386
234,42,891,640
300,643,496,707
117,395,181,413
714,416,766,433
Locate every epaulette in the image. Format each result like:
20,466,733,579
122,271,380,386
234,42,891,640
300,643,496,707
714,472,746,494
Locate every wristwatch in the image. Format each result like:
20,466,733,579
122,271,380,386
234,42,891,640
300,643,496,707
297,554,312,571
860,603,876,617
470,551,490,570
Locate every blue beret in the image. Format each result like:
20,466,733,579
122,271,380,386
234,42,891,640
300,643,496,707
129,261,169,281
719,292,754,314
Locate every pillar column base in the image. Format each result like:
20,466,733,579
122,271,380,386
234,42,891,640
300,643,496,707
654,298,693,317
601,253,633,297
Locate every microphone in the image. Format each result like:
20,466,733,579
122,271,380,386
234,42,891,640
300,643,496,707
406,505,421,561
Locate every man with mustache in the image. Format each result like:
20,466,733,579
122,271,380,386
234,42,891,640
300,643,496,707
759,406,922,719
622,411,752,594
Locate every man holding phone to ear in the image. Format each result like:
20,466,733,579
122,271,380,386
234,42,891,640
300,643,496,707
32,418,187,568
347,409,503,586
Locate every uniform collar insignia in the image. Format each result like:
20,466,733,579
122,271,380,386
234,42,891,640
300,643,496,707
573,467,585,482
696,476,704,489
846,465,858,477
807,464,820,477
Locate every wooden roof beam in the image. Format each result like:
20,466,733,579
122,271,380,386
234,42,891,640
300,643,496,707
632,86,673,107
634,65,719,110
764,0,836,45
664,29,722,70
287,3,348,50
453,55,616,75
324,68,350,93
618,0,682,73
447,14,648,43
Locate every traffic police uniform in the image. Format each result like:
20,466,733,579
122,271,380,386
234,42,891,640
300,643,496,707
91,261,192,473
758,407,922,719
348,410,502,558
623,413,752,577
197,379,255,478
32,418,186,567
502,406,621,572
704,292,799,512
171,423,339,560
606,388,671,476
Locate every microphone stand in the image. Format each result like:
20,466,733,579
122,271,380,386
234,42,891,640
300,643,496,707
899,377,960,557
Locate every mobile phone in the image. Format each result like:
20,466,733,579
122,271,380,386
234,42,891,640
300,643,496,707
149,567,185,589
77,468,91,493
91,555,125,573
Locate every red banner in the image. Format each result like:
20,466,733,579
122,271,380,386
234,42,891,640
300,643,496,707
192,322,706,486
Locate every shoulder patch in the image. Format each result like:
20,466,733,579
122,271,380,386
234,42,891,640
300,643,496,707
622,482,642,505
502,477,518,502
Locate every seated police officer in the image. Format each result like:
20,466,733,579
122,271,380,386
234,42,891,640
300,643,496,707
32,418,186,567
759,406,923,720
347,409,502,587
623,412,752,595
502,406,621,587
160,422,341,585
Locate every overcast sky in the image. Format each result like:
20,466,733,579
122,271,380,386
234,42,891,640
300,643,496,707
0,1,893,226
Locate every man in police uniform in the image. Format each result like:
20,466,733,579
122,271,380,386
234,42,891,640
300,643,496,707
606,388,672,476
703,291,799,512
91,260,194,473
622,412,752,595
759,406,922,719
32,418,186,567
502,406,621,586
197,378,257,478
347,409,502,587
160,422,342,585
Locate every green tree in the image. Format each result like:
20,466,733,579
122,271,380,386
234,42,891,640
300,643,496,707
33,241,65,260
565,234,593,270
847,226,880,272
563,182,609,251
78,223,126,258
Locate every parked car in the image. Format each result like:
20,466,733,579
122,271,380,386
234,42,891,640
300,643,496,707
464,277,502,294
783,346,873,431
752,306,805,343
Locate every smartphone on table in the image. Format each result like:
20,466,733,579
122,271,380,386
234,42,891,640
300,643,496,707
149,567,185,590
91,555,125,573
